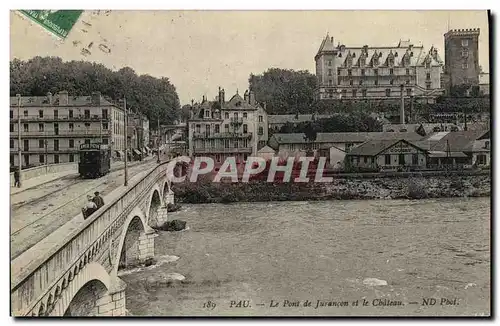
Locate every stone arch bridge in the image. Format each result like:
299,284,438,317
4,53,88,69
11,162,176,316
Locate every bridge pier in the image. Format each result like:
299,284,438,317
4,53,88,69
94,278,126,317
138,231,157,262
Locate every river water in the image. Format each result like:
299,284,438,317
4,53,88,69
120,198,490,317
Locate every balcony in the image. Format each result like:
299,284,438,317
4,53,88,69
11,114,110,122
230,117,244,125
10,129,112,138
193,147,253,154
192,132,252,139
10,148,80,154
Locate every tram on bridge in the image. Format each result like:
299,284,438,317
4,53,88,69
78,143,111,178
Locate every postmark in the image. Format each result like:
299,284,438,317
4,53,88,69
18,10,83,39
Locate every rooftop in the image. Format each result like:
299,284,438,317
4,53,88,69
10,92,117,107
270,131,425,145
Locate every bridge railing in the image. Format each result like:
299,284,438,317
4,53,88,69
10,163,78,185
11,161,169,316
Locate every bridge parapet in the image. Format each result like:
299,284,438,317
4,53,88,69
11,161,170,316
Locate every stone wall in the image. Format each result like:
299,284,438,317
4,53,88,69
173,173,490,203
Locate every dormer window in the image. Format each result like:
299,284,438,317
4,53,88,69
205,110,210,117
485,141,490,149
236,101,241,107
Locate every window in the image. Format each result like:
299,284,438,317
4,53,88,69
349,80,353,86
407,89,412,96
412,154,418,165
233,112,238,119
39,139,44,148
328,60,332,66
23,154,29,166
69,123,74,131
69,139,74,148
10,124,13,132
328,69,332,76
258,127,263,135
385,89,391,97
362,89,367,97
259,115,263,122
54,110,58,119
10,155,14,167
39,155,45,164
341,89,347,97
385,154,391,165
54,154,59,164
425,61,431,69
69,154,74,162
84,110,90,119
23,139,29,151
215,124,220,133
426,82,431,90
54,139,59,151
390,79,394,85
374,69,378,75
426,72,431,80
24,110,28,117
39,123,44,131
398,154,405,165
485,141,490,149
10,139,14,148
462,39,469,47
361,69,365,76
102,109,108,119
406,68,410,75
389,68,394,75
102,138,108,145
224,124,229,131
359,80,363,85
205,110,210,117
328,80,333,86
10,110,13,119
477,154,486,165
84,122,90,128
243,112,247,119
243,124,248,133
23,124,28,132
462,63,469,69
406,79,410,85
348,69,352,76
103,122,108,130
461,50,468,57
352,89,357,98
374,80,378,86
225,112,229,119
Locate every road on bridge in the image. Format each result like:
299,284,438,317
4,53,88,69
10,157,166,260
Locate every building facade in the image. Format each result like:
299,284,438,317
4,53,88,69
187,88,269,165
315,35,444,102
10,91,125,168
443,28,480,92
479,72,490,96
127,112,150,157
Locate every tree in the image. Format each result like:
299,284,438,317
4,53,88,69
249,68,316,114
10,57,181,126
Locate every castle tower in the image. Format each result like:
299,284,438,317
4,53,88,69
444,28,480,92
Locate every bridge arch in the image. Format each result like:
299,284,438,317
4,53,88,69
49,262,112,317
112,206,155,276
146,184,164,228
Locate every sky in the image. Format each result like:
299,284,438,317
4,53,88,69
10,10,490,105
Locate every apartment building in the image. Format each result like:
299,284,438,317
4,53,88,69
10,91,125,168
187,88,269,165
315,34,444,102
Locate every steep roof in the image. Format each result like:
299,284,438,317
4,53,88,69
316,34,442,68
10,93,116,107
270,131,425,145
428,130,489,152
347,139,426,156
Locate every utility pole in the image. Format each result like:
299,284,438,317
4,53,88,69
17,94,22,187
124,97,128,186
157,116,161,163
45,139,48,173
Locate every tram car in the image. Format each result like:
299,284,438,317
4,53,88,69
78,143,111,178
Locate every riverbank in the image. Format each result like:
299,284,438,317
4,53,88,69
172,174,490,203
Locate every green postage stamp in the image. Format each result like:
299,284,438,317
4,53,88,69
18,10,83,39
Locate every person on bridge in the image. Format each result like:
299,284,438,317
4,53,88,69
14,169,20,187
83,195,97,219
93,191,105,209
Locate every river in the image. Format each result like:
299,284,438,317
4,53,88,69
120,197,490,316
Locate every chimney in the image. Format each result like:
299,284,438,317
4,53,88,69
400,84,405,124
46,92,53,104
221,89,225,103
91,91,101,106
249,90,256,106
58,90,69,106
244,90,249,103
218,87,223,107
